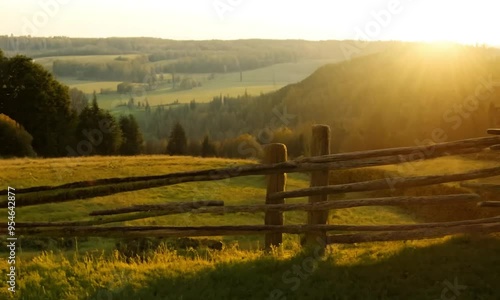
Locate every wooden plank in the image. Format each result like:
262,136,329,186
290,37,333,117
294,135,500,163
264,143,287,250
306,125,330,250
269,166,500,200
297,147,482,170
194,194,480,213
490,144,500,151
487,129,500,135
327,222,500,244
477,201,500,207
102,194,481,215
9,216,500,237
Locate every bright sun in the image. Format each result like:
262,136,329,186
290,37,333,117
395,0,496,46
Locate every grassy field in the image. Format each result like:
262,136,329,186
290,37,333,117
51,58,341,110
0,155,499,299
64,81,124,94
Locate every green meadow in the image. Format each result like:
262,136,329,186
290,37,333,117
1,154,499,299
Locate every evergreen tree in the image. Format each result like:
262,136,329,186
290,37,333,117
75,94,122,156
99,111,122,155
166,121,187,155
119,114,144,155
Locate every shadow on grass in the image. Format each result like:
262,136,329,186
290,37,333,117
90,235,500,300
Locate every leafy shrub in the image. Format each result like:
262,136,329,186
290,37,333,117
0,114,36,157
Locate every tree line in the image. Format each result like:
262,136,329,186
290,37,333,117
51,52,296,82
52,56,153,83
0,36,348,59
158,51,296,74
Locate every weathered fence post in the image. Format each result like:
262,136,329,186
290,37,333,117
264,143,287,251
305,125,331,253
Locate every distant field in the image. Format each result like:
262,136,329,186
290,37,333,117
53,58,341,109
206,59,342,85
94,84,282,109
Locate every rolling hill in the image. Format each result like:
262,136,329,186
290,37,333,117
251,43,500,152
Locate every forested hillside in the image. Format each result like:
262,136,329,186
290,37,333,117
274,43,500,151
145,43,500,155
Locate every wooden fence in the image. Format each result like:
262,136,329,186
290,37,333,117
3,125,500,252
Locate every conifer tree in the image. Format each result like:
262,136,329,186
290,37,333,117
166,121,187,155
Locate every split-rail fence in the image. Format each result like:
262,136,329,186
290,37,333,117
3,125,500,252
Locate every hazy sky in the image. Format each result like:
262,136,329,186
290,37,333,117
1,0,499,45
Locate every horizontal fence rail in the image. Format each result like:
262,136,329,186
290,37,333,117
10,194,480,228
269,166,500,200
478,201,500,207
327,223,500,244
88,194,480,216
294,135,500,164
4,216,500,238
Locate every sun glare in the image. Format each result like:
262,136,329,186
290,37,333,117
396,0,496,46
